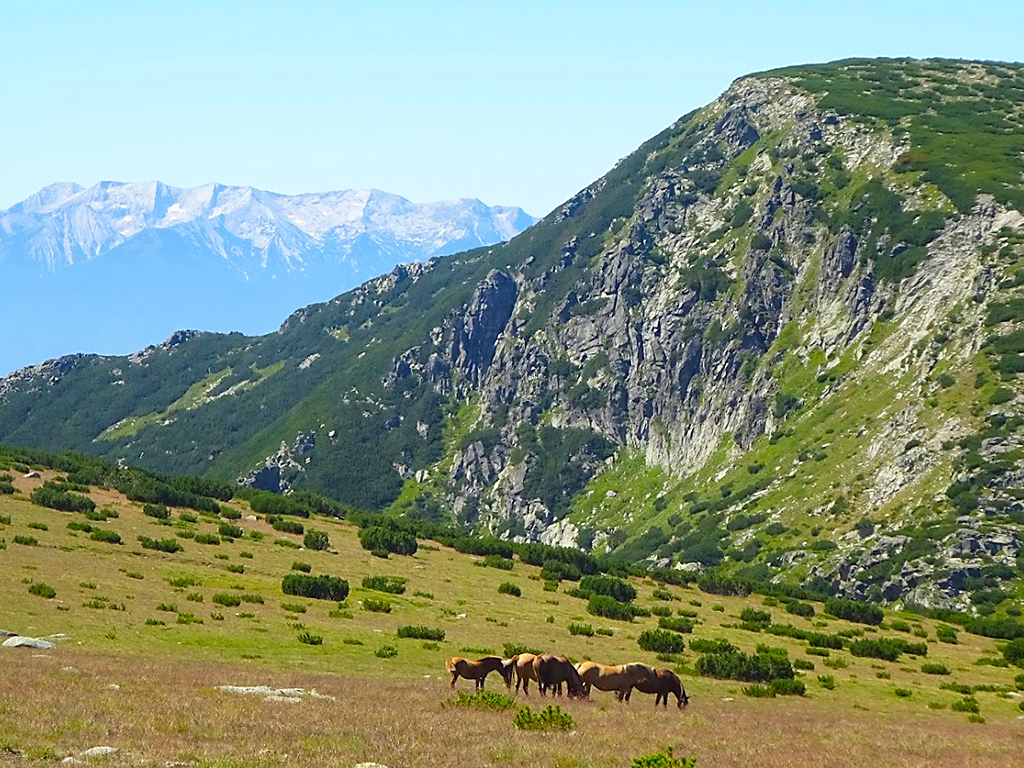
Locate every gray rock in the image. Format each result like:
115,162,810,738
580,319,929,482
2,636,56,650
81,747,118,758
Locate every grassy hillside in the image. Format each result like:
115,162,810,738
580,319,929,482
1,469,1023,767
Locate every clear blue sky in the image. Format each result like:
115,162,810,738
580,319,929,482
1,1,1021,217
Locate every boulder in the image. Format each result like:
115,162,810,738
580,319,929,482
2,636,55,650
81,747,118,758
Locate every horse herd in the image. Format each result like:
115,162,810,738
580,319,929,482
445,653,690,709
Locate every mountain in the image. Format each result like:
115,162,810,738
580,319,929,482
0,182,536,374
3,58,1024,614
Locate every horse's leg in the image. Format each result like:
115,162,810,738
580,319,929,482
450,671,459,688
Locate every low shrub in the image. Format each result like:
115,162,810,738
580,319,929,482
281,574,349,602
696,649,794,682
482,554,514,571
450,690,517,711
218,523,243,539
298,632,323,646
689,638,736,654
291,561,312,573
540,560,581,582
143,503,170,520
638,629,686,654
651,606,673,617
580,575,636,603
786,601,815,618
212,593,242,607
138,536,182,553
14,535,38,546
793,658,815,671
498,582,522,597
28,582,56,599
362,575,407,594
588,594,635,622
194,533,220,545
270,516,304,535
951,696,980,713
513,704,574,731
740,607,772,625
818,674,836,690
894,687,913,698
90,529,122,545
226,564,245,574
657,616,695,634
281,602,307,614
769,678,805,696
850,637,927,661
375,644,399,658
936,625,959,644
397,625,445,641
569,623,595,636
241,593,264,604
921,663,951,675
743,683,773,698
825,597,883,626
359,525,417,556
304,529,330,551
503,643,544,658
363,598,392,613
630,746,696,768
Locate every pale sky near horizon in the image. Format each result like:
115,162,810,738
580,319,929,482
2,2,1022,217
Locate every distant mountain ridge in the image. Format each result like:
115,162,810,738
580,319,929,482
0,181,536,373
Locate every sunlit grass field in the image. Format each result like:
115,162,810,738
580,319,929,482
1,471,1022,767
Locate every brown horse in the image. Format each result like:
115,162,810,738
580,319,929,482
576,661,655,700
510,653,539,695
533,654,585,698
445,656,514,690
622,667,690,708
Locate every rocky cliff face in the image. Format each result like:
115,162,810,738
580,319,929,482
3,58,1024,612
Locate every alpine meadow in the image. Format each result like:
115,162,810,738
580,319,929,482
3,57,1024,767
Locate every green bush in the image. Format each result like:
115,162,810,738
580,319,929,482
291,561,312,573
89,529,122,544
825,597,883,625
138,536,182,553
397,625,445,641
143,503,170,520
696,649,794,682
304,529,330,551
818,674,836,690
630,746,696,768
281,602,307,614
194,533,220,545
579,575,636,603
850,637,927,661
768,678,805,696
1001,637,1024,666
894,687,913,698
363,598,392,613
218,523,243,539
361,575,407,594
540,560,581,582
212,593,242,607
30,484,95,513
588,594,635,621
652,588,676,601
740,607,772,625
481,554,514,570
936,625,959,644
452,690,516,710
638,629,686,654
13,534,38,546
503,642,544,658
281,573,349,602
270,516,304,535
513,704,575,731
498,582,522,597
921,662,951,675
298,632,323,646
951,696,980,713
786,601,815,618
689,637,736,654
375,644,398,658
226,564,244,574
28,582,56,599
742,683,773,698
569,622,595,636
359,525,417,556
793,658,815,671
657,616,695,634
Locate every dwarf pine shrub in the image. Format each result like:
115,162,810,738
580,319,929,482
513,704,574,731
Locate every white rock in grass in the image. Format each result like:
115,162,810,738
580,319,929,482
60,758,82,765
265,695,302,704
2,636,55,650
354,764,390,768
81,746,118,757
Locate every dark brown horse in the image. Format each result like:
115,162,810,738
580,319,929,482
532,654,585,698
622,667,689,708
445,656,514,690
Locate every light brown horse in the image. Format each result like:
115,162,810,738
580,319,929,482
510,653,539,695
533,654,585,698
575,661,655,700
445,656,514,690
622,667,690,708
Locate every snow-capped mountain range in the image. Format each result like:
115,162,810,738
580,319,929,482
0,181,536,375
1,180,535,276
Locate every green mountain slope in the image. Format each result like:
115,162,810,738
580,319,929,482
3,58,1024,613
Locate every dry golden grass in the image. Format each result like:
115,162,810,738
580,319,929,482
1,470,1023,766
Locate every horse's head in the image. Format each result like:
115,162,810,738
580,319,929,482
678,685,690,709
499,658,516,689
565,660,586,699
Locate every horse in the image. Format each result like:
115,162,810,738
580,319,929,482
621,667,690,708
575,661,655,700
510,653,539,695
445,656,514,690
533,654,585,698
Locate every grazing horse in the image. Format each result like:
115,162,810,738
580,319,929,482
510,653,539,695
445,656,514,690
575,661,655,700
622,667,690,709
533,654,585,698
